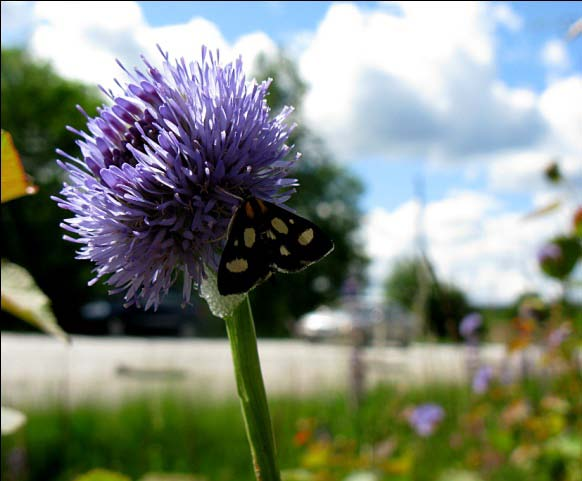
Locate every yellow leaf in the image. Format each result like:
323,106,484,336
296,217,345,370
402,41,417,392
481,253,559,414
1,259,69,342
1,130,38,203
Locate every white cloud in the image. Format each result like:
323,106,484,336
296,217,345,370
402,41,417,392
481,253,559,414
541,39,571,71
539,76,582,153
484,75,582,196
488,152,582,192
491,3,523,32
362,190,570,305
24,1,275,89
299,2,543,162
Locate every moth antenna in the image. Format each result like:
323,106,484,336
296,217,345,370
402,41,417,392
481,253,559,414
216,187,244,202
208,233,227,243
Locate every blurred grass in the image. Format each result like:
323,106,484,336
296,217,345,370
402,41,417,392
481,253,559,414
1,385,472,481
2,371,579,481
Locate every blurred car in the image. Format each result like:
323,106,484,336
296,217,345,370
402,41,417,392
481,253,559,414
295,303,416,346
80,291,214,336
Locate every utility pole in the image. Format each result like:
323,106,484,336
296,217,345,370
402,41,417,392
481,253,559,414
413,171,432,338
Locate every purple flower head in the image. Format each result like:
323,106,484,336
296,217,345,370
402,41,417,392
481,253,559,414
54,47,298,309
538,243,562,264
472,365,494,394
408,403,445,437
460,312,482,340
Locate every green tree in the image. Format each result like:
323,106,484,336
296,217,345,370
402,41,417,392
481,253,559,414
250,53,368,336
1,48,103,330
384,256,471,339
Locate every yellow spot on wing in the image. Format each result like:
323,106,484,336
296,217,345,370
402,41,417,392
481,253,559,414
280,245,291,256
271,217,288,234
226,258,248,273
244,228,256,248
298,228,314,246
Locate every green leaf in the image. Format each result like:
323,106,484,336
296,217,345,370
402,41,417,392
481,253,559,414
139,474,206,481
72,470,132,481
1,259,68,342
1,130,38,203
1,405,26,435
539,236,581,280
436,470,483,481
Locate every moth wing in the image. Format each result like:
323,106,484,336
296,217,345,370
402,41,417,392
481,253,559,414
217,204,271,296
264,203,334,273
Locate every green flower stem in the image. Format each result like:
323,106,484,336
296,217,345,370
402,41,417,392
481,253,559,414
224,296,281,481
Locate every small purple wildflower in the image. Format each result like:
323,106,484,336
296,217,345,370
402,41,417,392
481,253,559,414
472,365,494,394
460,312,482,340
408,403,445,437
54,47,298,309
547,324,571,349
538,243,562,264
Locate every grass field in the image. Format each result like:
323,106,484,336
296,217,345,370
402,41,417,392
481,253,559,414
2,369,580,481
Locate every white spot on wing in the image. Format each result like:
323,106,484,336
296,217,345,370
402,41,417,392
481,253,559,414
298,228,314,246
271,217,288,234
244,228,256,248
226,258,248,273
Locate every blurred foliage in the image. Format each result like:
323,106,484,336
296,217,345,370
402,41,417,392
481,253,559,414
544,161,561,184
538,236,581,281
1,48,104,332
72,470,131,481
383,257,471,339
290,295,582,481
1,129,66,340
574,207,582,238
250,53,368,336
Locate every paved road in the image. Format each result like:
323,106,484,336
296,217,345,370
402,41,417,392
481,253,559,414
1,333,512,406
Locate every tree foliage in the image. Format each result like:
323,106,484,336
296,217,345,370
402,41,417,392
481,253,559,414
1,48,103,330
384,256,471,339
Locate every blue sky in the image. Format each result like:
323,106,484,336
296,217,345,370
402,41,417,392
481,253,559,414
136,0,579,211
1,1,580,304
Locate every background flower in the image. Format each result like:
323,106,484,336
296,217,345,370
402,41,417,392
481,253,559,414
537,243,562,264
460,313,482,341
408,403,445,437
55,47,298,309
472,365,494,394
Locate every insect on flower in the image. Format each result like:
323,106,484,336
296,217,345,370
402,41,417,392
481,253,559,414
217,197,334,295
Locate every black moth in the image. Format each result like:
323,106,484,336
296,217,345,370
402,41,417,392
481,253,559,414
217,197,334,296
